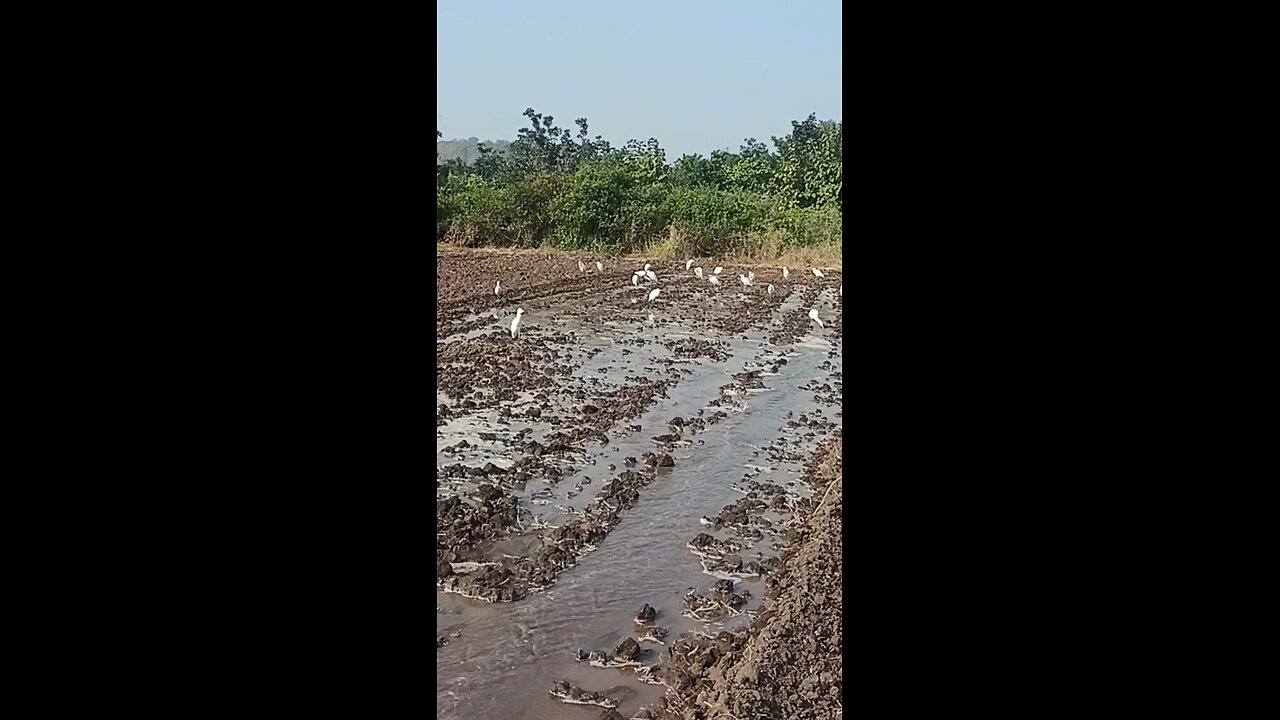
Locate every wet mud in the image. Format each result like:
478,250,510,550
652,438,843,719
437,247,842,720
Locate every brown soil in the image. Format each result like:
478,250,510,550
437,245,842,718
656,437,844,720
436,246,841,341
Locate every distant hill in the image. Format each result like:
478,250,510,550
437,137,511,165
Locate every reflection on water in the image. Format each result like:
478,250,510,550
437,284,842,720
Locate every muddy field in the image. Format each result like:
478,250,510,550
436,245,843,719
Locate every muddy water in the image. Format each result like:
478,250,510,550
437,283,842,720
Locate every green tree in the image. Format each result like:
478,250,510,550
669,153,724,189
772,114,841,209
618,138,667,185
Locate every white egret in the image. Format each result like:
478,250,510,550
646,269,658,283
632,274,640,286
647,287,661,302
767,284,774,294
812,268,825,278
694,267,703,279
511,308,526,338
808,308,824,328
783,267,790,280
748,270,755,282
495,279,501,297
840,285,842,296
708,275,720,286
596,261,603,272
578,260,586,273
739,274,751,286
644,263,651,272
685,259,694,271
713,266,723,275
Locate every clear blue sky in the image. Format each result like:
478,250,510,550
437,0,842,159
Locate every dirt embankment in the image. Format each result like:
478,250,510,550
659,437,844,720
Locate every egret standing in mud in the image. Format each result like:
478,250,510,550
646,269,658,283
631,273,640,286
596,261,603,272
578,260,586,273
783,266,790,280
708,275,720,286
495,279,501,297
511,308,526,338
647,287,661,303
812,268,825,278
808,308,824,328
694,267,703,279
748,270,755,283
739,274,751,287
767,284,774,294
713,266,723,275
685,259,694,271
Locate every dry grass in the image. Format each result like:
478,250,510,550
437,232,843,273
732,230,842,270
625,227,842,272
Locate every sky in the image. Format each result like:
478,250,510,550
437,0,841,159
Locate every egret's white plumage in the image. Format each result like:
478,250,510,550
708,275,720,286
808,308,823,328
647,288,661,302
632,274,640,286
767,284,774,294
511,308,526,338
578,260,586,273
694,267,703,279
713,266,723,275
646,270,658,283
685,259,694,271
748,270,755,282
739,274,751,286
644,263,651,272
783,267,790,280
596,261,603,272
812,268,824,278
495,280,501,297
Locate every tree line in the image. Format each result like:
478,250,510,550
436,137,512,165
436,108,841,256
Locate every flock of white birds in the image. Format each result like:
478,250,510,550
504,258,841,339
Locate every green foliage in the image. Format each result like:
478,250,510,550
666,187,768,255
772,115,842,209
765,203,843,248
550,160,634,246
437,137,513,165
436,108,841,254
508,172,567,247
670,154,723,189
440,176,515,246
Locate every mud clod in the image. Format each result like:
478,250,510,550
635,603,657,623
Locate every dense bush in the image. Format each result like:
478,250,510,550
437,109,841,255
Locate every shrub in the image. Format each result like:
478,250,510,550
665,187,769,256
765,203,842,248
442,176,516,246
437,108,841,258
549,160,637,248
